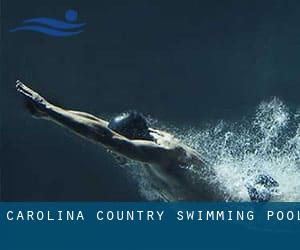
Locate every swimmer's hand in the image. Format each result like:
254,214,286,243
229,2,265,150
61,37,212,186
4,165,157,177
16,80,49,118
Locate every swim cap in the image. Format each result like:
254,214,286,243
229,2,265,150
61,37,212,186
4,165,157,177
108,111,153,141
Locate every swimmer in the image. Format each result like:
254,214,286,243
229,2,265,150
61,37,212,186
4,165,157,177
15,80,278,201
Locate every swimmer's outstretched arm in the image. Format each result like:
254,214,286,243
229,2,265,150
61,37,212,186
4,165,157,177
16,81,175,165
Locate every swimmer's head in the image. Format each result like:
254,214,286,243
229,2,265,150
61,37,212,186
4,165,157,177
108,111,153,141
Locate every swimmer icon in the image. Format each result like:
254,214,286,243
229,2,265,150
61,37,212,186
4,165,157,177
9,9,86,37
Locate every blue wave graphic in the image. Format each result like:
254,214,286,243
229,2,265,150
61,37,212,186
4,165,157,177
10,25,84,37
23,18,85,29
9,9,85,37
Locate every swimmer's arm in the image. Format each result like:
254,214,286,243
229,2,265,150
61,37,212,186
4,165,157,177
16,81,173,164
47,108,173,163
16,81,111,141
44,108,168,165
110,137,176,164
67,110,106,123
16,80,107,123
16,81,180,164
44,106,173,165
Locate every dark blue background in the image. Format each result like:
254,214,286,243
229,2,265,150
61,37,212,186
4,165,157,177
2,0,300,200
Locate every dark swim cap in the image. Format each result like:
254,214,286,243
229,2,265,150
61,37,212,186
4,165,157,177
108,111,153,140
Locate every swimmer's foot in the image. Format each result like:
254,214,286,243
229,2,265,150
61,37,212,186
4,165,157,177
16,80,49,118
246,174,279,202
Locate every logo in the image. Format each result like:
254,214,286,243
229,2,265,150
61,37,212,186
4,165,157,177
9,9,86,37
